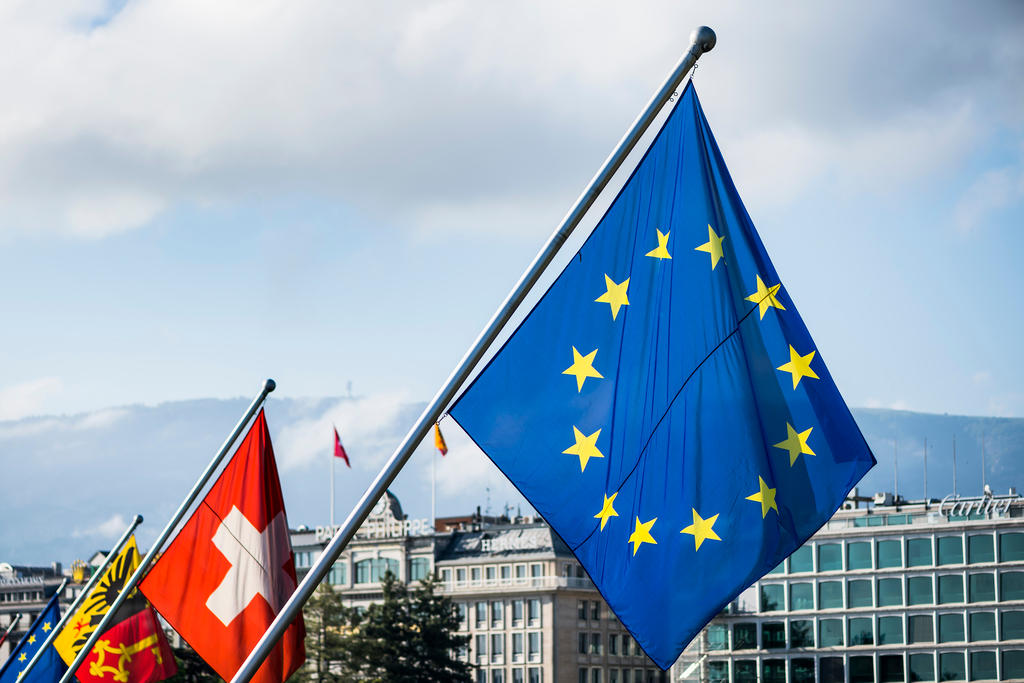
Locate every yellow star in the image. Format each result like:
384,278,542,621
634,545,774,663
744,275,785,319
562,346,603,392
563,426,605,472
42,621,51,632
680,508,721,551
26,635,35,645
594,492,619,531
594,275,630,320
645,229,672,259
774,423,816,466
777,345,819,389
694,224,725,270
18,653,27,663
627,517,657,556
746,476,779,518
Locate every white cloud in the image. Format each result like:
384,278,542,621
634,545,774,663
72,512,128,539
953,164,1024,233
0,377,62,420
0,404,128,437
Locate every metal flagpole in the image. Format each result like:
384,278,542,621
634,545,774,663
0,613,22,650
330,440,335,528
230,26,718,683
19,515,143,681
58,379,276,683
431,444,437,531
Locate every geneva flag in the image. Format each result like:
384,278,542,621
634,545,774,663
139,410,305,683
0,593,66,683
450,83,876,669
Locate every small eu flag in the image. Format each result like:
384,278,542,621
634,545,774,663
450,83,875,669
0,592,67,683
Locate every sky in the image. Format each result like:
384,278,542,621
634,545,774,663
0,0,1022,429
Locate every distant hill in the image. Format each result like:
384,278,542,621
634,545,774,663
0,397,1020,564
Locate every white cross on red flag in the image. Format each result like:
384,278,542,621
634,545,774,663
140,410,305,683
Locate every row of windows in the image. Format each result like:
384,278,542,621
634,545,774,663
704,650,1024,682
760,571,1024,611
576,669,666,683
577,632,646,657
442,563,547,586
296,553,433,587
710,612,1024,651
578,600,603,621
0,591,44,603
457,599,542,630
769,533,1023,576
473,666,543,683
472,632,542,664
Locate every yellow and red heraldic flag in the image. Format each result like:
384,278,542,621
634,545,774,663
53,537,177,683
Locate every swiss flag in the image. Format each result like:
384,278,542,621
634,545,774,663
333,427,350,467
139,411,305,683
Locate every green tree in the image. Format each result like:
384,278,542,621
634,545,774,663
294,583,362,683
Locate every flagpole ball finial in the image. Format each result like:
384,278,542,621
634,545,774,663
264,378,277,393
134,514,143,525
690,26,716,54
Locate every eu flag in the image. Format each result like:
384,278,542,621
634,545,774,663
450,83,875,669
0,592,68,683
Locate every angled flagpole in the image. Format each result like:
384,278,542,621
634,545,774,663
57,380,276,683
230,26,717,683
0,613,22,650
19,515,143,681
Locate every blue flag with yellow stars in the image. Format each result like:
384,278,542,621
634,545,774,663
449,82,875,669
0,592,67,683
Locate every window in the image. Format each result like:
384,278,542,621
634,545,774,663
528,599,541,626
908,576,933,605
939,652,965,681
608,671,620,683
879,654,904,682
790,658,814,683
848,579,872,608
789,545,812,573
530,563,542,578
767,561,785,575
733,661,756,683
1003,651,1024,681
354,557,399,583
457,567,467,584
790,620,813,648
491,633,504,663
969,534,995,563
939,613,965,642
969,573,996,602
578,600,587,620
848,616,873,645
909,653,934,682
609,633,620,655
761,584,784,611
707,662,728,683
970,611,996,641
475,634,487,663
877,539,902,568
528,632,541,662
1002,610,1024,639
456,602,468,630
494,672,506,683
492,601,504,627
938,574,965,603
970,651,996,681
818,543,842,571
476,670,487,683
589,633,602,655
409,557,429,582
820,658,844,683
939,536,964,565
1002,533,1024,562
515,565,526,580
528,668,541,683
1002,571,1024,600
908,614,934,643
761,622,785,649
476,601,488,628
591,601,601,621
578,669,587,683
512,600,524,626
790,582,813,610
818,618,843,647
761,659,785,683
878,615,903,644
590,670,601,683
327,561,347,586
513,670,524,683
486,566,496,582
733,623,757,649
501,565,512,580
849,655,873,683
818,580,843,609
878,577,902,606
578,633,587,654
908,538,933,567
706,625,726,651
848,541,871,570
471,567,481,584
512,633,524,662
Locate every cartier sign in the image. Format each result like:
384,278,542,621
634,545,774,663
939,493,1020,517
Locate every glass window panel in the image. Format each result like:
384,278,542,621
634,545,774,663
908,576,933,605
789,582,813,610
733,661,757,683
818,581,843,609
969,651,996,681
1002,533,1024,562
761,584,784,611
761,660,785,683
790,619,813,648
849,655,874,683
849,616,873,645
879,654,904,683
878,615,903,644
909,653,935,682
819,658,844,683
848,541,871,570
818,543,842,571
969,534,995,564
790,658,814,683
1002,651,1024,681
707,624,728,651
1002,610,1024,640
939,652,965,681
761,622,785,649
938,536,964,565
767,561,785,575
939,613,965,642
818,618,843,647
1002,571,1024,601
969,573,996,602
707,662,727,683
848,579,872,608
878,577,903,606
733,623,757,650
578,600,587,620
789,546,812,573
938,574,965,603
909,615,934,643
908,538,933,567
969,612,996,641
877,539,902,568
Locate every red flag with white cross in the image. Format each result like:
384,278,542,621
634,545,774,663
139,410,305,683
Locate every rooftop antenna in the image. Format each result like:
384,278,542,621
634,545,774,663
982,430,987,493
923,437,929,509
953,434,958,498
893,438,898,507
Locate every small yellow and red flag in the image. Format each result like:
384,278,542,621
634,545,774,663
433,424,448,456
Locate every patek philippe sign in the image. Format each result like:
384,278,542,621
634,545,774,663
314,518,431,542
939,493,1020,517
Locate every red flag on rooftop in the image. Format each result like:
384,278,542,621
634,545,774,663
139,410,305,683
333,427,350,467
